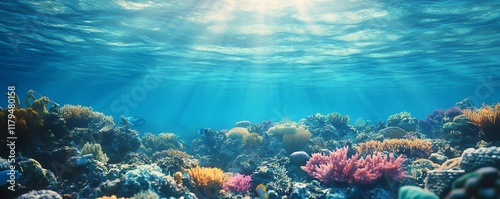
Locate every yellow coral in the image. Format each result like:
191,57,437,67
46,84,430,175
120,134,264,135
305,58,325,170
242,133,263,148
283,126,311,152
463,103,500,140
267,124,298,137
226,127,250,139
81,142,109,163
60,105,114,129
187,167,229,187
356,138,432,158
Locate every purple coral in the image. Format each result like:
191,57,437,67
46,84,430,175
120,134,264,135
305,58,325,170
301,147,406,185
223,173,252,193
445,106,462,119
426,109,445,125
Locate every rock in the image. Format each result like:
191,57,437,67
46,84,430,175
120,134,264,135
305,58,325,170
429,153,448,165
379,126,406,138
235,120,252,128
289,151,309,166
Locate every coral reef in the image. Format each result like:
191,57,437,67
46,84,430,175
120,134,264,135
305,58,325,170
60,105,114,130
463,103,500,141
283,126,311,153
15,190,63,199
327,112,350,130
388,111,417,131
301,146,406,185
81,142,109,163
356,138,433,158
459,147,500,172
242,132,262,148
223,173,252,193
226,127,250,139
141,132,184,154
424,167,465,197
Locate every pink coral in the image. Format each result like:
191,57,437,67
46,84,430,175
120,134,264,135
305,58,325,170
223,173,252,193
301,146,406,184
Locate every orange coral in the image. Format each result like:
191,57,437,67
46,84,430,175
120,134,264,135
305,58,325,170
356,138,432,158
187,167,229,188
463,103,500,141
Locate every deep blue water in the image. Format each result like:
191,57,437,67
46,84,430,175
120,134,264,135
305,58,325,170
1,0,499,135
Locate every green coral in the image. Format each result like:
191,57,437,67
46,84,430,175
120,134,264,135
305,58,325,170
81,142,109,163
267,124,298,137
327,112,350,129
242,133,263,148
387,111,411,127
283,126,311,152
141,132,184,154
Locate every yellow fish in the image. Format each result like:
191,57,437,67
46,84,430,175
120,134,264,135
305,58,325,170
255,184,268,199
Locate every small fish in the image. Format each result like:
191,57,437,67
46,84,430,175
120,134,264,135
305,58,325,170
255,184,268,199
120,116,146,126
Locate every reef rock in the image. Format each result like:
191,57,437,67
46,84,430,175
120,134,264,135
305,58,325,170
459,147,500,172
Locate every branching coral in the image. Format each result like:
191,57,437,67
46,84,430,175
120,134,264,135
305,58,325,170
60,105,114,129
327,112,350,129
356,138,432,158
301,147,406,184
462,103,500,141
81,142,109,163
283,126,311,152
223,173,252,193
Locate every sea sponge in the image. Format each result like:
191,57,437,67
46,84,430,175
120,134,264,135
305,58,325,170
283,126,312,152
242,133,263,148
81,142,109,163
462,103,500,141
226,127,250,139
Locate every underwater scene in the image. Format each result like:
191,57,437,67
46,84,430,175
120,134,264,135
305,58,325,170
1,0,500,198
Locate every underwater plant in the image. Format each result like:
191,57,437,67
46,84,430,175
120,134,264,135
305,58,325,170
462,103,500,141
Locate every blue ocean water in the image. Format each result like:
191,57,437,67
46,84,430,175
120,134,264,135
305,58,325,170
1,0,499,134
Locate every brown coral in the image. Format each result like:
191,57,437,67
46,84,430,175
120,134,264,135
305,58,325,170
226,127,250,139
242,132,262,148
283,126,312,152
60,104,114,129
356,138,432,158
462,103,500,141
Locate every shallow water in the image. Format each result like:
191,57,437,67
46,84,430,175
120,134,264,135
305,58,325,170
1,0,499,132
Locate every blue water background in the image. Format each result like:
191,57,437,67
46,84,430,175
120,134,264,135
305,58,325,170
1,0,500,135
